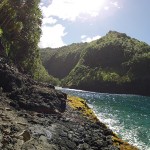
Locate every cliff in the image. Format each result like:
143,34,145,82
40,31,150,96
0,56,138,149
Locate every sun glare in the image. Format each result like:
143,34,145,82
75,0,106,17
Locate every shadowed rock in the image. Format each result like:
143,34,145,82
0,56,66,114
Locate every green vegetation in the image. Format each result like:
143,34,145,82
67,95,99,122
40,43,87,79
40,31,150,95
0,0,56,82
1,1,149,93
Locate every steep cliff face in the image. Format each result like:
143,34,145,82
40,31,150,96
0,56,138,150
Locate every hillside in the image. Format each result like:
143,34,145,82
40,31,150,96
40,43,87,79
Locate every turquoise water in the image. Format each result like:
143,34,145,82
61,88,150,150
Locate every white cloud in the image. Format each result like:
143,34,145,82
81,35,87,39
39,0,121,48
40,0,52,6
39,24,67,48
40,0,107,21
104,6,110,10
39,2,44,7
81,35,101,43
111,1,121,9
42,17,57,25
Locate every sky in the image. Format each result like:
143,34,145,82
39,0,150,48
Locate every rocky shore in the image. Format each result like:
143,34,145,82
0,57,138,150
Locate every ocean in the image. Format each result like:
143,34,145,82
60,88,150,150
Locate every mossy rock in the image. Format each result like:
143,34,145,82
67,95,139,150
112,136,139,150
67,96,99,122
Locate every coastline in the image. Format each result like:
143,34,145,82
0,57,139,149
67,95,139,150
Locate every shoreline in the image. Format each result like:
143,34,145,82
67,95,139,150
0,57,139,149
60,87,150,98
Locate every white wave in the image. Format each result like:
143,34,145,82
87,103,149,150
61,88,150,150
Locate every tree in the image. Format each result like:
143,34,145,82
0,0,42,74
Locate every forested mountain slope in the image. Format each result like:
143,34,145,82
40,31,150,96
40,43,87,79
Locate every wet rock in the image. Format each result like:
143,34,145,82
0,87,2,95
21,143,36,150
66,140,76,149
16,122,27,127
0,66,23,92
3,128,11,135
0,130,3,147
18,130,31,142
5,107,12,111
104,129,113,136
78,143,90,149
95,139,105,148
47,84,55,89
9,86,66,114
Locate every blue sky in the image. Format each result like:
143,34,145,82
39,0,150,48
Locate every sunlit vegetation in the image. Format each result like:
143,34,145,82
40,31,150,95
1,1,149,91
67,95,99,122
0,0,56,82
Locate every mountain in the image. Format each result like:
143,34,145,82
40,43,87,79
40,31,150,96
